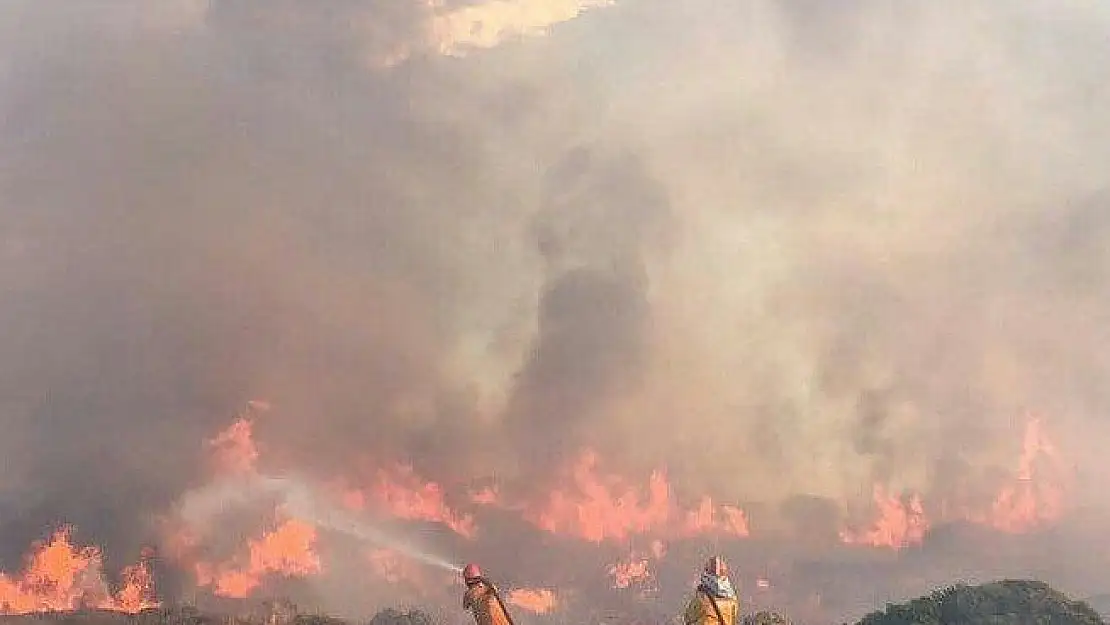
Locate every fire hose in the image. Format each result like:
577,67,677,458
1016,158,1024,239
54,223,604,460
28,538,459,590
492,587,518,625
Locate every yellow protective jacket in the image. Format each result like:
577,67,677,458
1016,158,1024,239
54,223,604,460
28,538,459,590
684,589,739,625
463,581,512,625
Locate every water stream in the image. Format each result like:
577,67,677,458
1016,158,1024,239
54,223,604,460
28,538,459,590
176,472,463,573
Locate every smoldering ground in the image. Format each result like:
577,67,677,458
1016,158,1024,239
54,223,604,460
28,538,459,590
1,0,1110,621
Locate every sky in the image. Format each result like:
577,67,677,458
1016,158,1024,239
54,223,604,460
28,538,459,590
1,0,1109,623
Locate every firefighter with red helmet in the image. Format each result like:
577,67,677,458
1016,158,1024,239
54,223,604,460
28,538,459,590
684,556,739,625
461,564,514,625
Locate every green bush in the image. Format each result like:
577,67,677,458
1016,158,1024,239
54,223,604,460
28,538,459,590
856,580,1105,625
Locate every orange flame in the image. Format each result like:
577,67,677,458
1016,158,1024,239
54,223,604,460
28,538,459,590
196,519,321,598
0,527,158,614
341,464,477,538
839,485,930,549
505,588,557,614
526,450,749,542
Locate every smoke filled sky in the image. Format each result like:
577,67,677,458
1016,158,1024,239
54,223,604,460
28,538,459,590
1,0,1110,621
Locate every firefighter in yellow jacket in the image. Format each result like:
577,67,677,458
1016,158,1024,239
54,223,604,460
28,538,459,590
461,563,514,625
684,556,740,625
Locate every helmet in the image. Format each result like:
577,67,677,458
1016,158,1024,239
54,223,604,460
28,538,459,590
462,563,483,582
704,556,728,577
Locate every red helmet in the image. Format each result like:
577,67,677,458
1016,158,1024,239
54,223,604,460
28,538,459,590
705,556,728,577
462,563,482,582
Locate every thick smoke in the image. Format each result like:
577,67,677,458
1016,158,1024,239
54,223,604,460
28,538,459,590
1,0,1110,621
501,145,670,473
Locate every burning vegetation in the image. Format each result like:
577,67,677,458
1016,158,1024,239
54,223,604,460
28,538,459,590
839,417,1069,550
0,528,156,615
0,405,1079,623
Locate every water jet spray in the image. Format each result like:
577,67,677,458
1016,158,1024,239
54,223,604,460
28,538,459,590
176,472,464,574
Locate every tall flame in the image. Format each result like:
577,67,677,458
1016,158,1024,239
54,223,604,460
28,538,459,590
974,417,1067,533
113,549,159,614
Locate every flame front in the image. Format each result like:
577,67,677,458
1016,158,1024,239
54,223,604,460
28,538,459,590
0,406,1080,617
839,418,1070,549
0,527,157,614
525,450,750,543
